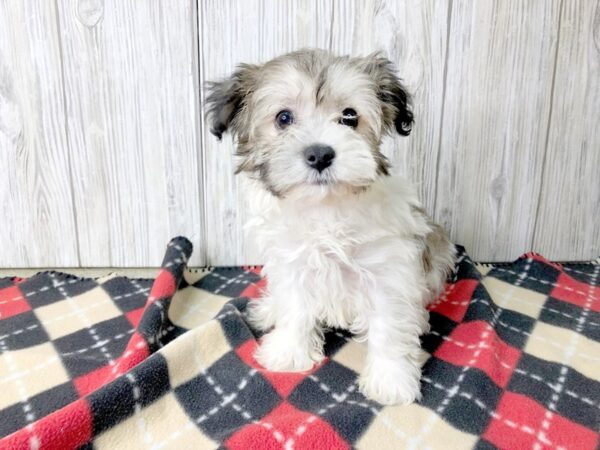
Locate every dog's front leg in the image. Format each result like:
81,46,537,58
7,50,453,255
252,291,324,372
359,287,429,405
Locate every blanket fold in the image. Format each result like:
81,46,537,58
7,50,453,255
0,237,598,449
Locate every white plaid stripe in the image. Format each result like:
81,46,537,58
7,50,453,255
430,328,600,410
533,264,599,450
0,329,135,385
410,260,533,448
484,264,599,302
420,375,561,448
0,277,85,306
150,357,283,448
0,294,124,341
0,338,40,449
206,270,255,295
296,373,414,449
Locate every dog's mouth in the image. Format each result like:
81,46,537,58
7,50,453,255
307,169,335,186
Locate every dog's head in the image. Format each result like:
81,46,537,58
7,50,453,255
206,49,413,199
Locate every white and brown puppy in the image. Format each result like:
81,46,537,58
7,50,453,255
206,49,455,405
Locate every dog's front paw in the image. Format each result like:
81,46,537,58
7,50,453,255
255,329,324,372
359,356,424,405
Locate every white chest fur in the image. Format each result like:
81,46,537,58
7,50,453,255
244,176,432,332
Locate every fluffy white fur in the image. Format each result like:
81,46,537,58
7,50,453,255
206,49,456,405
244,177,454,405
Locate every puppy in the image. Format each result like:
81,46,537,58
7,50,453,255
206,49,455,405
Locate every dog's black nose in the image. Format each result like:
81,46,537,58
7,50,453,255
304,144,335,172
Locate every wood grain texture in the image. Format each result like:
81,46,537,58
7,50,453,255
0,1,79,267
434,0,562,261
330,0,450,216
1,1,598,267
57,0,204,266
533,0,600,260
200,0,334,264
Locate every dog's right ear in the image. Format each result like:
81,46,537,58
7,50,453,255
205,64,260,140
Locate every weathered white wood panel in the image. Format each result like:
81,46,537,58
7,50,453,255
57,0,204,266
330,0,450,216
200,0,334,264
0,1,79,267
1,0,598,267
533,0,600,260
435,0,562,261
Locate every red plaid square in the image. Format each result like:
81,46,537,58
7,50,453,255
429,279,478,322
435,320,521,388
551,273,600,313
236,339,323,398
0,285,31,320
483,392,599,449
226,402,349,450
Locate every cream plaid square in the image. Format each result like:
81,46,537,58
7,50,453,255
34,286,121,340
94,392,217,449
163,319,231,388
483,276,548,319
357,403,478,449
0,342,69,409
182,269,211,286
331,340,367,374
168,287,229,330
525,322,600,380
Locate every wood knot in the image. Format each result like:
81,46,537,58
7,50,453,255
76,0,104,28
490,176,507,201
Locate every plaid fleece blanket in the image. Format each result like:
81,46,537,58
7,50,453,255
0,237,598,449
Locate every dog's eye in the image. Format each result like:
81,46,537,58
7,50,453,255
339,108,358,128
276,110,294,129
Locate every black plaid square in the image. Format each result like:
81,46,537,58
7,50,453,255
489,260,561,295
473,437,498,450
494,308,536,349
322,329,352,357
53,316,133,378
562,265,599,285
421,358,502,435
100,277,151,313
0,278,15,289
89,353,171,435
0,310,49,350
175,351,280,442
454,250,480,281
218,303,255,347
422,312,459,354
19,273,98,308
555,368,600,430
509,353,600,430
463,286,536,349
540,296,600,341
289,360,377,444
193,269,261,298
0,381,78,438
462,284,495,323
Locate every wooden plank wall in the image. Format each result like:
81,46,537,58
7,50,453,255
0,0,598,267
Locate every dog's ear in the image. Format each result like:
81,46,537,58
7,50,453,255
205,64,260,140
363,54,414,136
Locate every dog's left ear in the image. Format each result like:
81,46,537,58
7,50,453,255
363,54,414,136
205,63,260,140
